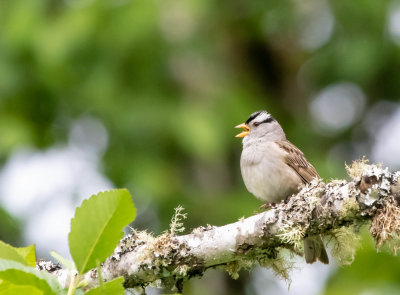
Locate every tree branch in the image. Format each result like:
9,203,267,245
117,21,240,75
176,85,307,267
37,161,400,292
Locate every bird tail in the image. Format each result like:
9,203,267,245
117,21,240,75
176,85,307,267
304,235,329,264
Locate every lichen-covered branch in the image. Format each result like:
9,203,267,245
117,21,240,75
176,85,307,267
37,161,400,292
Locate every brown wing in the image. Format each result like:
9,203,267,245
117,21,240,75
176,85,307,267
276,140,320,184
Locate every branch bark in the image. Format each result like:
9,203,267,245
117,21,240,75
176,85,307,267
37,162,400,292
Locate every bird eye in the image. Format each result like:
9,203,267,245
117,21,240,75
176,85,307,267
254,122,260,127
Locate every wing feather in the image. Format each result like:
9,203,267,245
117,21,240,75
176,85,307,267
276,140,320,184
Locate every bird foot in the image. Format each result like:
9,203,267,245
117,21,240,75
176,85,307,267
259,202,276,211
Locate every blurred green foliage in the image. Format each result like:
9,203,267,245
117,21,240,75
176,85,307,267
1,0,400,294
325,227,400,295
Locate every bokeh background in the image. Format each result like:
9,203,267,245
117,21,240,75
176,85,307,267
1,0,400,294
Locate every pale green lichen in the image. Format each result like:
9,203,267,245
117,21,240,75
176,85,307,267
225,250,294,282
327,227,360,265
224,259,253,280
170,205,187,236
297,178,325,202
305,195,320,208
371,198,400,255
225,261,241,280
174,265,189,277
340,197,360,217
124,228,184,274
345,156,370,179
128,229,157,265
379,237,400,256
277,221,306,252
258,250,294,282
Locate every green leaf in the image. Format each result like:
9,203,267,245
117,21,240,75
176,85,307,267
0,259,62,295
50,250,75,270
69,189,136,274
84,277,124,295
15,244,36,267
0,281,12,292
0,241,30,266
0,283,43,295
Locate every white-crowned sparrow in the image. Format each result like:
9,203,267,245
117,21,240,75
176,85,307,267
235,110,329,264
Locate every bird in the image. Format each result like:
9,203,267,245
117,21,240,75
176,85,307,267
235,110,329,264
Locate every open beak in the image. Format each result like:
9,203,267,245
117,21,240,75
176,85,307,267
235,123,250,138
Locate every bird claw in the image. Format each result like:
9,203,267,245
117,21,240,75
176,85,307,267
259,202,276,211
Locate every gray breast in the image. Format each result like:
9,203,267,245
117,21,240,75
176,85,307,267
240,141,302,203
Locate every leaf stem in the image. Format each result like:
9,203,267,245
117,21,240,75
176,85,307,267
67,272,81,295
